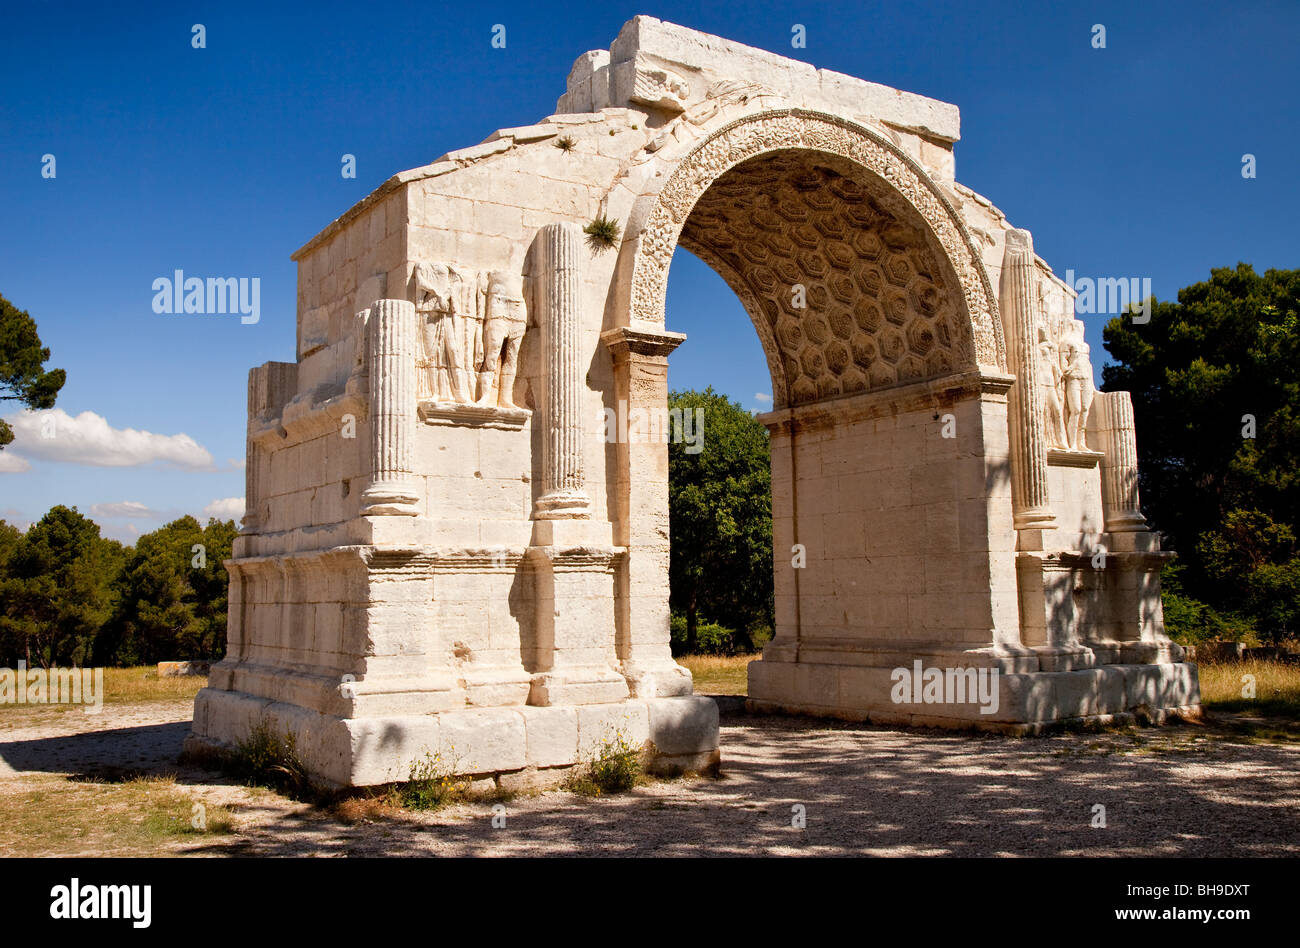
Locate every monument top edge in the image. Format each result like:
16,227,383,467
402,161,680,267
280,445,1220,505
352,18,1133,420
290,15,964,262
559,15,960,141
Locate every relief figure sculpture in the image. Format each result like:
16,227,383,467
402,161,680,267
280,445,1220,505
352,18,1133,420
1061,324,1094,451
476,270,527,409
413,262,477,403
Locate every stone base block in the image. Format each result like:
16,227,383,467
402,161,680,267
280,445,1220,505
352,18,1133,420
747,658,1200,734
157,661,210,677
186,687,719,787
528,668,630,706
622,659,695,698
462,667,532,707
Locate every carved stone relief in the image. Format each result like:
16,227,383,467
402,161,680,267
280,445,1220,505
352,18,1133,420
412,262,478,403
680,150,963,406
1034,276,1095,454
410,262,530,428
628,110,1005,375
478,270,527,410
1058,320,1094,452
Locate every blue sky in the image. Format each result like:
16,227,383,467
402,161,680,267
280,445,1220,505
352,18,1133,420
1,0,1296,541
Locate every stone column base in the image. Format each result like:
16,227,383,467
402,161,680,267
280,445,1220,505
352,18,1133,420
621,659,694,698
187,687,720,788
462,667,533,707
748,657,1200,734
528,668,630,707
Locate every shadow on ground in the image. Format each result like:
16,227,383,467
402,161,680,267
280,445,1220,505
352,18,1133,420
3,705,1298,856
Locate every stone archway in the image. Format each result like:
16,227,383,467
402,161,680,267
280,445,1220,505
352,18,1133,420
607,110,1033,723
190,18,1199,788
625,110,1005,375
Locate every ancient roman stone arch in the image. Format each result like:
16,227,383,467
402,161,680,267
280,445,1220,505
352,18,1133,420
188,17,1199,787
623,110,1005,376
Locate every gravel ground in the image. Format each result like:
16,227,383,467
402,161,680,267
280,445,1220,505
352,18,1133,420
2,700,1298,856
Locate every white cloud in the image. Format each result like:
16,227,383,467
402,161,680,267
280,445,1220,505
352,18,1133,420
754,392,773,405
100,522,142,543
89,501,162,520
202,497,245,521
0,451,31,473
228,457,246,470
1,508,31,530
2,409,214,469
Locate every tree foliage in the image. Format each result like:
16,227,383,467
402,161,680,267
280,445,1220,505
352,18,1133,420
1102,263,1300,643
0,292,66,449
99,516,238,665
0,507,123,666
668,388,773,653
0,510,236,666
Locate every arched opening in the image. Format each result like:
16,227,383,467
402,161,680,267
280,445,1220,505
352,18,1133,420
663,244,775,662
609,110,1019,718
677,149,968,407
661,144,982,675
614,119,1021,716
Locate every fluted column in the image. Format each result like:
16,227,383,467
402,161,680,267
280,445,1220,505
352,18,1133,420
242,370,261,534
1000,229,1055,534
361,298,421,516
1093,390,1147,532
534,222,591,519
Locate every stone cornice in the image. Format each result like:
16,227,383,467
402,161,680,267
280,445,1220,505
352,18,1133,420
600,325,687,360
757,369,1010,434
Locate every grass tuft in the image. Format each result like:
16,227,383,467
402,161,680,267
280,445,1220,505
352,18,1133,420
582,215,621,252
224,721,315,801
567,726,643,796
398,748,468,810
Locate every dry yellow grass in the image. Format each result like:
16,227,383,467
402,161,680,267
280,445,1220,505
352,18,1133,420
99,666,209,703
0,666,205,723
331,793,402,824
1198,659,1300,715
678,654,753,695
0,773,235,857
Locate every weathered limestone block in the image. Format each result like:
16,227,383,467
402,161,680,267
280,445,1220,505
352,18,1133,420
525,539,630,707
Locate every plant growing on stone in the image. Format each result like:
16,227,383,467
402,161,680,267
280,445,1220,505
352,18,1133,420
400,747,466,809
554,135,575,152
568,724,642,796
583,215,621,253
226,721,313,800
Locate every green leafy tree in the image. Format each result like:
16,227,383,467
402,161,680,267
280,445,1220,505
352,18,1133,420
1102,264,1300,643
0,293,66,449
668,387,772,653
0,519,21,570
0,506,123,666
103,516,237,665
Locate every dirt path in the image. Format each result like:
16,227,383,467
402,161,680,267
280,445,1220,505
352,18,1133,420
2,701,1298,856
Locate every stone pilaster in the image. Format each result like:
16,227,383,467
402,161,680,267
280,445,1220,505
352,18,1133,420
1091,390,1148,534
535,222,592,519
240,361,297,539
999,229,1055,537
601,325,693,698
360,298,421,516
242,372,260,535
